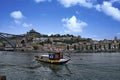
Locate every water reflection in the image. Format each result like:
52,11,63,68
37,61,71,72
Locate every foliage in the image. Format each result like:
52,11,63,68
74,45,77,50
49,34,74,37
63,40,76,44
67,45,69,50
33,44,39,50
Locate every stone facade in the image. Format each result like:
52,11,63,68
1,30,120,52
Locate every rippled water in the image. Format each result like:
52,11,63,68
0,51,120,80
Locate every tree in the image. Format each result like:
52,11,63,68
33,44,39,50
21,40,26,47
67,45,69,50
95,44,97,50
108,43,111,50
118,43,120,49
86,45,88,50
21,40,25,44
47,38,52,44
39,42,44,46
74,45,77,50
90,44,93,50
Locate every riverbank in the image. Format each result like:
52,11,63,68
75,49,120,53
1,49,120,54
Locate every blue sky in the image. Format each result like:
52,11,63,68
0,0,120,40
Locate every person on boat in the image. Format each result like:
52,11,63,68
54,49,63,59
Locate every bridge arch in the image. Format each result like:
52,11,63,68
0,34,16,50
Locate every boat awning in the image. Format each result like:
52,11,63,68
41,55,49,58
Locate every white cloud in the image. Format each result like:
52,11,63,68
22,23,32,27
14,20,21,25
10,11,32,28
95,4,101,11
102,2,120,21
34,0,52,3
95,1,120,21
58,0,93,8
62,15,87,33
34,0,45,3
110,0,120,3
58,0,120,22
117,33,120,35
10,11,24,19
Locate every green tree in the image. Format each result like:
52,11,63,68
33,44,39,50
67,45,69,50
118,43,120,49
90,45,93,50
108,43,111,50
74,45,77,50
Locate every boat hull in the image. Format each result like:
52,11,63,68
35,56,70,64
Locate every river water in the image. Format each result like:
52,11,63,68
0,51,120,80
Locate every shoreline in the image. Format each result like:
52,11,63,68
1,50,120,54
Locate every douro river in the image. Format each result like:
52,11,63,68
0,51,120,80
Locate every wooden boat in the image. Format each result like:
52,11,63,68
35,52,70,64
